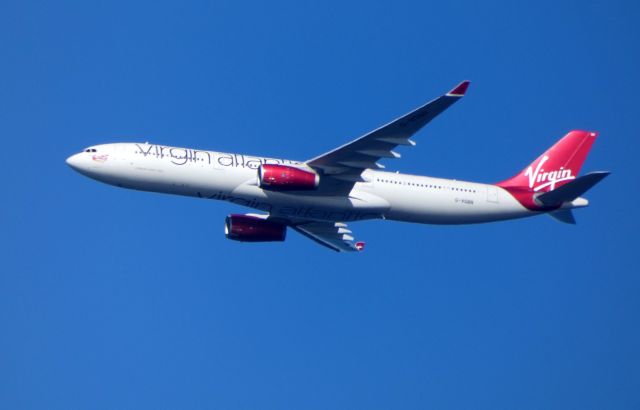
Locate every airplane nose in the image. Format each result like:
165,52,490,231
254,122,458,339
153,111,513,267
66,153,83,170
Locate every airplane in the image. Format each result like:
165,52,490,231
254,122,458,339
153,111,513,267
66,81,609,252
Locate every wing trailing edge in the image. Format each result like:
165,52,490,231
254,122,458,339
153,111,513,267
306,81,470,182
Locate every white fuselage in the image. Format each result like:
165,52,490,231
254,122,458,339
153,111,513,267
66,142,538,224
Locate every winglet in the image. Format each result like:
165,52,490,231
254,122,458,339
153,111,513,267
446,80,470,97
355,241,365,251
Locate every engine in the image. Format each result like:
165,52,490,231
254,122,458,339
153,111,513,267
258,164,320,190
224,214,287,242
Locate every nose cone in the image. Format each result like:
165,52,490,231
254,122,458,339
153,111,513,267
66,153,83,171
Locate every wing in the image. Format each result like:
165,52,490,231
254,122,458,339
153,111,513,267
306,81,470,185
291,221,364,252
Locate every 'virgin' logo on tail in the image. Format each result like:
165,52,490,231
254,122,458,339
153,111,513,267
524,156,575,191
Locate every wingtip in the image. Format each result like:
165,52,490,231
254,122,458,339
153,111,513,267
570,130,599,138
447,80,470,97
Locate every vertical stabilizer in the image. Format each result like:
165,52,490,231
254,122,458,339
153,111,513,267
497,130,598,192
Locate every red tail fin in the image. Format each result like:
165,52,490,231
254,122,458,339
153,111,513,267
497,130,598,193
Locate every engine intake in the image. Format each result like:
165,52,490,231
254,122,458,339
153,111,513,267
258,164,319,190
224,214,286,242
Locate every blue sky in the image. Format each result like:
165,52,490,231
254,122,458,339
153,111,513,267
1,0,639,408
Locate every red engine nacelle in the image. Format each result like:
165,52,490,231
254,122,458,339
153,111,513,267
224,214,287,242
258,164,320,190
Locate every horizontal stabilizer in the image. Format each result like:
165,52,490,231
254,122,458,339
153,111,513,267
549,209,576,224
537,171,610,206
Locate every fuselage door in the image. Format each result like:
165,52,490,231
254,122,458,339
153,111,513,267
487,186,499,203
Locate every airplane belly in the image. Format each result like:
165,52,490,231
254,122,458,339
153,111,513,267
228,184,389,222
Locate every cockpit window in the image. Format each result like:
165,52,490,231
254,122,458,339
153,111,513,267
84,148,97,153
